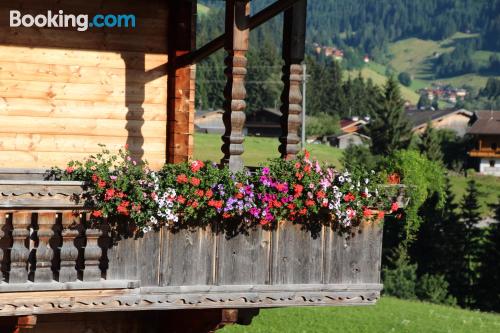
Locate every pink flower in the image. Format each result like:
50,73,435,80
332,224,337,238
391,202,399,213
65,166,74,174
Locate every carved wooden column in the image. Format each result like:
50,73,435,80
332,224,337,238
221,0,250,171
83,227,102,281
34,212,55,282
0,213,6,282
10,212,31,283
59,212,79,282
279,0,307,160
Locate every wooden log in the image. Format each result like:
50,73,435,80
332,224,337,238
279,0,307,159
59,212,79,283
83,228,102,281
221,0,250,172
9,212,31,283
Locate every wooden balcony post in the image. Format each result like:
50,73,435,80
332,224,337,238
59,212,79,282
83,227,103,281
10,212,31,283
34,212,56,283
279,0,307,159
0,213,6,282
221,0,250,171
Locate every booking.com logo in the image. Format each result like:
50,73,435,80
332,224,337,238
10,10,136,31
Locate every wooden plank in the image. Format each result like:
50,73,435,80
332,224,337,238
0,98,167,121
0,61,167,86
271,223,324,284
0,151,166,169
324,222,383,284
0,133,166,154
0,28,167,54
0,46,167,70
217,228,271,285
0,80,167,104
0,116,166,137
161,228,215,286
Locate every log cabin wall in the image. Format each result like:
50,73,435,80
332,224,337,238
0,0,194,169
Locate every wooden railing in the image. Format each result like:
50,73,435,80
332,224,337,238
0,180,384,317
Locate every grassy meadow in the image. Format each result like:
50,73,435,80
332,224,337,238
221,297,500,333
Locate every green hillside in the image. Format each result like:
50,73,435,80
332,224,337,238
221,297,500,333
387,33,500,92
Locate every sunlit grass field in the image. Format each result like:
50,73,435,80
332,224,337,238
221,297,500,333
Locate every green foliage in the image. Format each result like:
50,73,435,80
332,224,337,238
305,113,340,137
341,145,380,174
419,123,444,162
457,180,484,308
383,248,417,300
384,150,446,240
366,76,413,156
416,274,457,306
435,43,479,78
476,198,500,312
417,94,432,110
398,72,412,87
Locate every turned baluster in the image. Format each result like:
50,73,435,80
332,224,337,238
83,226,103,281
34,212,55,282
0,213,6,282
10,212,31,283
221,0,250,172
279,0,307,160
59,212,79,282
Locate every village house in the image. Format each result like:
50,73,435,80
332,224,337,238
406,108,473,136
468,111,500,176
0,1,392,332
195,110,225,134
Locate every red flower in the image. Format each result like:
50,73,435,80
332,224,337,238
363,207,373,218
98,180,106,189
190,160,205,173
132,203,141,212
391,202,399,213
116,191,126,199
316,191,326,199
117,201,130,216
304,164,311,174
304,150,310,160
236,183,243,189
104,188,115,201
343,193,356,203
235,192,244,199
92,210,102,218
294,184,304,195
388,173,401,185
299,208,307,215
124,144,129,150
260,219,269,226
305,199,315,207
377,211,385,220
91,174,99,182
190,177,201,186
177,195,186,204
177,174,188,184
208,199,224,209
195,189,204,197
206,189,213,199
295,172,304,180
223,213,232,219
66,166,75,174
294,162,301,169
191,201,199,208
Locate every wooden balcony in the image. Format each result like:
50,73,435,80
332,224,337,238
469,148,500,158
0,180,383,317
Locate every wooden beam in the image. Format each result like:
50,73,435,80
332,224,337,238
175,0,302,67
221,0,250,171
167,0,197,163
279,0,307,159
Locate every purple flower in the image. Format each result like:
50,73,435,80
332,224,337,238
262,167,270,176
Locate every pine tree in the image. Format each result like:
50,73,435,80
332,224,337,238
476,197,500,311
457,180,483,308
366,76,413,156
419,123,443,162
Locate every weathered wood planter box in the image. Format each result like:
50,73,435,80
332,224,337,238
0,180,383,317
